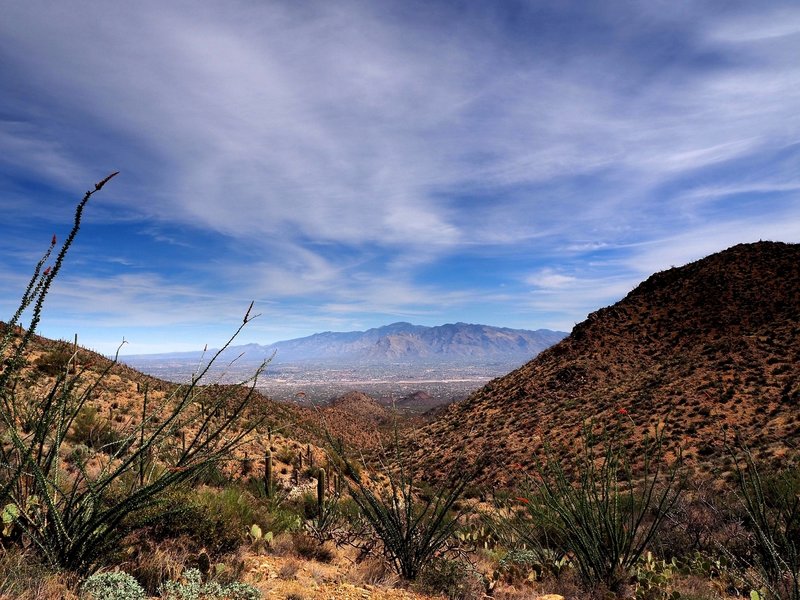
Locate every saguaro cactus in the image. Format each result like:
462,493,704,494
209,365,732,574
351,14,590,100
317,468,326,515
264,450,273,498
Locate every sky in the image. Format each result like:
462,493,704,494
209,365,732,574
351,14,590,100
1,0,799,355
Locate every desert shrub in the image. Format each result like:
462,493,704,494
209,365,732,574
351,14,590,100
66,443,93,466
346,555,396,586
191,461,230,487
80,570,145,600
496,547,568,584
294,490,320,520
159,567,260,600
137,485,275,556
650,481,727,562
140,490,241,555
14,392,44,435
0,174,269,573
418,556,485,600
123,536,194,595
34,344,78,376
278,559,300,579
274,446,295,464
291,532,335,563
506,420,684,593
234,477,304,535
303,479,346,545
196,486,268,540
266,505,304,535
70,404,130,453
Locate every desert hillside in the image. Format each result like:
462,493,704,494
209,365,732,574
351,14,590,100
3,242,799,600
407,241,800,486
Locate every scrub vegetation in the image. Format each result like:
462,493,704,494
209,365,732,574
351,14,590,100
1,177,798,599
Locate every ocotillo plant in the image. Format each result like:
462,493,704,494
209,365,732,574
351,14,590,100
0,174,270,573
727,439,799,600
327,423,478,580
508,419,684,592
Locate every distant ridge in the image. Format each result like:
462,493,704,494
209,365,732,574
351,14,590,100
408,242,800,486
123,322,567,365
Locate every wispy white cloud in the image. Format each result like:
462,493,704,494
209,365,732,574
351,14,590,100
521,273,641,332
525,269,578,290
0,124,88,191
621,212,800,277
709,6,800,42
1,1,798,352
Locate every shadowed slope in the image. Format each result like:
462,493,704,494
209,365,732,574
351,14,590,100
407,242,800,487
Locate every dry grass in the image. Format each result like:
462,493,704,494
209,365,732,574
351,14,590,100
124,535,194,595
346,556,399,587
278,559,301,580
0,548,79,600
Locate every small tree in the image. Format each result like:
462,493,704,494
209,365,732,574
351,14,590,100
0,173,269,572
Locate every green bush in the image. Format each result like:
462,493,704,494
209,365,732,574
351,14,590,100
66,443,92,466
141,490,241,555
196,486,267,537
34,344,78,376
496,547,568,583
418,557,485,600
81,570,145,600
70,405,130,454
139,485,276,555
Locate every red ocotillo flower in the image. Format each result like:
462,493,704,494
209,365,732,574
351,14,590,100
43,266,52,276
617,407,628,416
51,234,57,245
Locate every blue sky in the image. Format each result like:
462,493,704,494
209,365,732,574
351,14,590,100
1,1,799,355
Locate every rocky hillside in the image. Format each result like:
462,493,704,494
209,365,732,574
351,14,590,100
0,324,403,476
406,242,800,487
315,391,397,449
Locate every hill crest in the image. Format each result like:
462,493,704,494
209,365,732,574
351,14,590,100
408,241,800,486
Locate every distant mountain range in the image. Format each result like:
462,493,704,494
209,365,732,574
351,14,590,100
122,322,567,365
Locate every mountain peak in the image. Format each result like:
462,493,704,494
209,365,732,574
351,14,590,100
263,322,567,364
